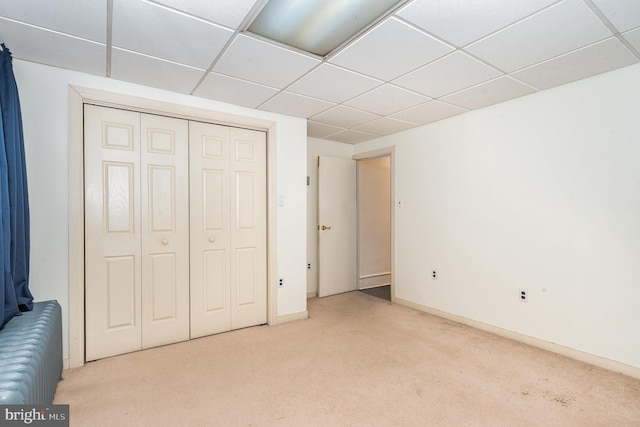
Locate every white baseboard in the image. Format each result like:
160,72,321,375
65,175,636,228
359,273,391,288
395,297,640,380
275,310,309,325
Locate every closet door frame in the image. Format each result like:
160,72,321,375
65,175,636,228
68,85,278,368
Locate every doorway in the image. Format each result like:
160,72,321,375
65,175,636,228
357,156,391,301
315,148,395,302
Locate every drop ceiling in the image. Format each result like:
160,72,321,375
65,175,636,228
1,0,639,144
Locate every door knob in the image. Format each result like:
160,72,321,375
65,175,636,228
162,239,169,245
321,225,331,230
208,236,215,243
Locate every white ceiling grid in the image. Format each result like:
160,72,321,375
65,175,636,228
0,0,639,144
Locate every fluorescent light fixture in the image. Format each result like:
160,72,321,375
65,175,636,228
248,0,402,56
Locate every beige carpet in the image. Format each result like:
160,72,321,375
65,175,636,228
54,291,640,426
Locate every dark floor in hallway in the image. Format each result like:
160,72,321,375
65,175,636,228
360,285,390,301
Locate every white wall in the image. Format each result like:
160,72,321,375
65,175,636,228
306,138,353,295
354,63,640,369
13,59,308,359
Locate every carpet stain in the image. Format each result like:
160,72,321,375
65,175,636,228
552,395,576,407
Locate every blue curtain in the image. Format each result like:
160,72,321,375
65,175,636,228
0,43,33,329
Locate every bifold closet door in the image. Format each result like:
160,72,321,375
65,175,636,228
189,121,267,338
140,113,190,349
85,106,142,361
84,105,189,361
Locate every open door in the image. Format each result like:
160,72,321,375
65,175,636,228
317,156,357,297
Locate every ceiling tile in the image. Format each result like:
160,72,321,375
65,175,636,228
390,100,468,125
466,0,613,72
325,130,378,144
397,0,556,47
440,77,537,110
213,34,321,88
112,0,234,69
111,48,206,94
623,28,640,52
308,121,345,139
344,84,429,116
591,0,640,33
259,92,335,118
512,38,639,90
152,0,259,28
287,64,382,104
0,18,105,76
329,17,454,81
194,72,279,108
311,106,381,129
354,117,418,136
0,0,106,42
393,51,502,98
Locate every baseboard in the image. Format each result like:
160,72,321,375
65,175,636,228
395,297,640,380
359,273,391,289
359,283,391,290
275,310,308,325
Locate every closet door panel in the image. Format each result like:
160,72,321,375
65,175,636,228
204,249,226,311
141,113,190,348
85,105,142,361
230,128,267,330
189,121,231,338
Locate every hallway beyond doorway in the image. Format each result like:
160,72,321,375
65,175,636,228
360,285,390,301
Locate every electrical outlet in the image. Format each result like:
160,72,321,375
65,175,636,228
431,270,437,280
519,288,528,302
278,278,284,288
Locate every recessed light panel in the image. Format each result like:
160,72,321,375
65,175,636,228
248,0,401,56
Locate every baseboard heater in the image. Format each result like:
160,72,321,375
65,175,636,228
0,300,63,404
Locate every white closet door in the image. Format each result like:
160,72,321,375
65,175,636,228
229,127,267,330
189,122,232,337
85,106,190,361
189,122,266,338
85,105,142,361
140,113,190,348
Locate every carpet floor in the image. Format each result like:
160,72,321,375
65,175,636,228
54,291,640,426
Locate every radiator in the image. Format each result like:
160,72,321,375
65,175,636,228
0,300,63,404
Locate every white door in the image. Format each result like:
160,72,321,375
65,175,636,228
189,122,267,338
229,127,267,330
85,105,142,361
318,156,357,297
84,106,190,361
140,113,190,348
